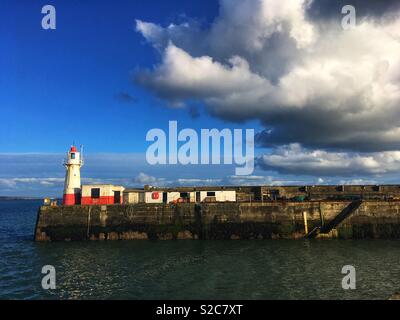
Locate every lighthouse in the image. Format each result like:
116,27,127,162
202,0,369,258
62,145,83,205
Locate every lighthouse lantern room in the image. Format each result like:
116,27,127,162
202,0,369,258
62,145,83,205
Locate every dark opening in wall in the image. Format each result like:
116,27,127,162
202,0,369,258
91,188,100,198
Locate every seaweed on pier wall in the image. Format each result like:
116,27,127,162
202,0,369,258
337,224,353,239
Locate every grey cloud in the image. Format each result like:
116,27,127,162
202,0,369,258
255,105,400,152
114,91,138,104
257,144,400,177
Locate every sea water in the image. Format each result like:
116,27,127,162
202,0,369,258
0,199,399,299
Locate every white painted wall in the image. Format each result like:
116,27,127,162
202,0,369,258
124,192,140,204
81,184,124,197
167,191,193,203
144,191,163,203
63,151,82,195
135,190,237,203
199,190,236,202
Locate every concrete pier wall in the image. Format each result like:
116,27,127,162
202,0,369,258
34,201,400,241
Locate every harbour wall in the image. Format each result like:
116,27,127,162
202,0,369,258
34,201,400,241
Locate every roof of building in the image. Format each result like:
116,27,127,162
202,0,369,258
82,184,124,188
124,186,238,193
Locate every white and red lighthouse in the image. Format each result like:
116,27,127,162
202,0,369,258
62,145,83,205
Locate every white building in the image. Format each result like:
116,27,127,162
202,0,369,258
196,190,236,202
81,184,125,205
123,188,236,204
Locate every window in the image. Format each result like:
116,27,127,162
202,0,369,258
206,191,216,197
91,188,100,198
71,153,75,159
180,192,189,198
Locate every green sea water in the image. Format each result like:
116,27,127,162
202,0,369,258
0,199,399,299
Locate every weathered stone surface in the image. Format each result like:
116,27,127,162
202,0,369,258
34,201,400,241
120,231,148,240
35,229,50,241
107,232,119,240
176,230,193,239
389,293,400,300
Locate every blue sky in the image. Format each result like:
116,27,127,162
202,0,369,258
1,0,234,153
1,0,400,196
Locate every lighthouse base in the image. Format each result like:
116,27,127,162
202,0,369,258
62,193,81,206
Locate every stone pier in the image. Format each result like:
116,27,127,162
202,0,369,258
34,200,400,241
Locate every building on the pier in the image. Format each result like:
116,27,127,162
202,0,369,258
61,145,126,206
81,184,125,205
123,187,236,204
122,188,144,204
59,145,400,207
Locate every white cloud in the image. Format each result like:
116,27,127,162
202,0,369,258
135,0,400,152
175,178,222,186
0,177,65,188
339,178,378,185
136,44,271,106
133,172,165,185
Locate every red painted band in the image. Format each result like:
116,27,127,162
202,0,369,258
62,193,76,206
81,196,122,205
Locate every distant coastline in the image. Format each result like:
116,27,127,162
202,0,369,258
0,196,44,201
